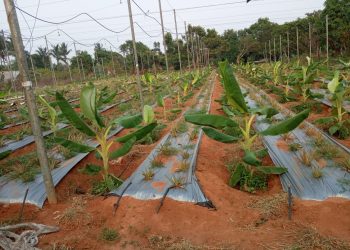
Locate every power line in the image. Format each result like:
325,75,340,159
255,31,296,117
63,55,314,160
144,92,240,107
11,0,315,32
15,5,131,34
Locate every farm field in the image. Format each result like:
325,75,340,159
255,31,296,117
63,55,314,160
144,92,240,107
1,0,350,249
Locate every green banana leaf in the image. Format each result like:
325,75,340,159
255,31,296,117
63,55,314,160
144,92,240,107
80,83,104,128
218,60,248,113
185,114,237,129
256,166,287,175
79,164,102,175
99,91,118,106
202,127,239,143
0,150,12,160
114,114,143,128
328,71,340,94
110,137,137,159
54,137,95,153
115,122,157,143
156,94,165,107
143,105,155,124
229,163,245,187
252,107,278,119
243,150,261,166
222,106,235,117
38,95,57,119
56,92,96,136
260,109,310,136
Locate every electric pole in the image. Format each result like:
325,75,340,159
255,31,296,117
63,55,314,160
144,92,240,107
45,36,57,85
287,31,290,62
127,0,144,109
110,46,116,77
158,0,169,73
184,22,190,70
326,15,329,67
4,0,57,204
173,9,182,74
309,22,312,59
273,37,276,62
296,27,299,61
73,42,82,82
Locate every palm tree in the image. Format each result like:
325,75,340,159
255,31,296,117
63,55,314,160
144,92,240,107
36,46,49,68
59,42,71,66
50,44,61,66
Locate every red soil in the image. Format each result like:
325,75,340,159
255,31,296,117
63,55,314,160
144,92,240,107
1,75,349,249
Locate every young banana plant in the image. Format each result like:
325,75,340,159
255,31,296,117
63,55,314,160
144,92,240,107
55,82,157,188
38,95,59,136
239,114,257,151
273,61,283,86
185,60,309,188
182,82,189,97
143,72,154,94
156,94,166,119
298,57,323,102
315,71,350,138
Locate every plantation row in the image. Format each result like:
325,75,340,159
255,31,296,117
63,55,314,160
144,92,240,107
0,69,211,203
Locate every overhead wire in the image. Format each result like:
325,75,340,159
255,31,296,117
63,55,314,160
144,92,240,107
15,5,131,34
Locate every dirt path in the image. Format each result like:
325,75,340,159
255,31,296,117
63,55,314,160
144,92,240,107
1,75,350,249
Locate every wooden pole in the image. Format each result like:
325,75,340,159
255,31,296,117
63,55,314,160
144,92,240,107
127,0,144,109
158,0,169,72
173,9,182,73
4,0,57,204
184,21,190,70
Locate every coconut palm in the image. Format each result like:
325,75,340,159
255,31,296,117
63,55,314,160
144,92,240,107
36,46,50,68
50,44,61,67
59,42,71,66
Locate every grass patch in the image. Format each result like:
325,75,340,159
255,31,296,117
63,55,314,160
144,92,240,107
158,141,178,156
100,227,120,242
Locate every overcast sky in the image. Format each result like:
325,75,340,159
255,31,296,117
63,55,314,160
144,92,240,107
0,0,325,57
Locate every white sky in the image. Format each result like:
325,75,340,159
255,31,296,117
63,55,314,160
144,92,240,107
0,0,325,57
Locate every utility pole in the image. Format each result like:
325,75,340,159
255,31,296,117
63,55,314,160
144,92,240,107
92,58,97,79
127,0,144,109
279,35,282,62
273,37,276,62
326,15,329,67
29,55,38,87
80,58,86,80
101,58,106,78
296,27,299,61
73,42,82,82
269,40,271,63
4,0,57,204
287,31,290,62
45,36,57,85
110,46,116,77
190,27,196,69
184,22,190,70
173,9,182,74
122,52,128,78
309,22,312,59
196,35,201,68
158,0,169,72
